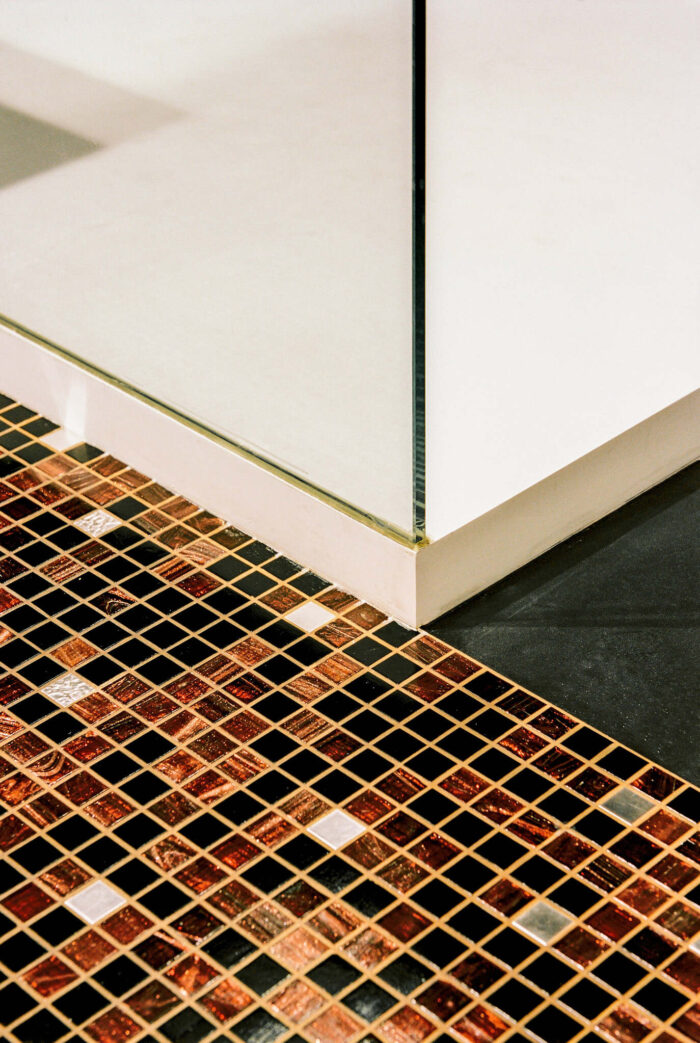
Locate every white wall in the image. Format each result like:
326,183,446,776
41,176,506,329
0,1,414,533
426,0,700,541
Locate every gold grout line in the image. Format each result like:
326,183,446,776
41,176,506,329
0,395,696,1043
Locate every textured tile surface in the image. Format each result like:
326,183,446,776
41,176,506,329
0,391,696,1043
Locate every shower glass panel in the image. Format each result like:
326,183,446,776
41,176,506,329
0,1,422,541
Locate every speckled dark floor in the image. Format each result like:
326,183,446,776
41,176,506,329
428,464,700,786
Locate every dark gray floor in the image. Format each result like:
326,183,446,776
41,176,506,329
428,463,700,785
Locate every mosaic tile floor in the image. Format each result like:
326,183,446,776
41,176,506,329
0,391,697,1043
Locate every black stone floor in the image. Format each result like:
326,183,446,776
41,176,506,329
428,463,700,786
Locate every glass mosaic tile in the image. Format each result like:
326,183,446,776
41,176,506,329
0,395,696,1043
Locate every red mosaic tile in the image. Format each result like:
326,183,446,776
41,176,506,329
200,979,253,1021
62,930,116,971
164,954,218,996
434,652,481,683
269,979,323,1023
85,1009,142,1043
378,855,430,893
345,788,394,824
3,882,54,920
23,955,77,997
585,902,641,941
440,767,490,802
308,901,362,941
379,903,430,942
472,788,524,824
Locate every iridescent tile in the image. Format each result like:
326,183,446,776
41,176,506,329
579,853,632,893
410,833,461,870
165,673,211,704
472,788,524,824
238,902,293,943
585,902,640,941
344,832,395,869
84,1009,142,1043
270,979,324,1023
3,882,54,921
62,929,116,971
567,767,617,801
126,980,180,1022
174,856,226,895
184,768,235,804
405,672,452,703
200,979,253,1022
342,926,397,969
665,951,700,993
418,980,469,1021
440,767,490,802
308,1006,363,1042
640,808,691,844
648,852,698,891
0,811,35,848
23,955,77,997
543,832,596,868
63,732,112,763
380,1005,436,1042
655,901,700,941
165,954,218,996
85,792,134,826
187,728,236,761
102,906,153,944
531,707,577,739
277,884,325,917
260,585,305,612
269,926,329,971
482,879,533,917
617,878,668,916
497,690,545,719
150,791,199,826
39,859,90,896
279,789,330,826
450,953,504,993
507,809,557,845
533,746,583,780
434,652,480,683
171,906,223,944
284,672,332,702
211,834,261,869
231,636,274,666
146,835,196,871
499,726,548,759
308,901,361,941
632,766,683,800
378,855,429,894
378,903,430,942
377,811,426,846
596,1002,657,1043
208,880,259,917
314,728,361,761
159,710,207,741
0,772,40,805
555,926,609,966
223,710,270,743
315,652,362,683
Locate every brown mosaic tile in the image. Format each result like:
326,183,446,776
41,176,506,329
0,397,693,1043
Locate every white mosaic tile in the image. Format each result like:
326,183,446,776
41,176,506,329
65,881,125,924
42,427,82,451
308,810,364,849
514,901,573,943
42,673,95,707
603,787,655,824
74,509,122,538
285,601,335,632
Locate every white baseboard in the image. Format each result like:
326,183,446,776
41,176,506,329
416,388,699,624
2,324,697,627
0,325,419,624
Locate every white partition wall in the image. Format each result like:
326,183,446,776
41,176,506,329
425,0,700,542
0,1,698,624
0,1,415,535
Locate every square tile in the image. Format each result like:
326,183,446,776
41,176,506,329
514,901,573,943
74,509,122,538
285,601,336,632
308,809,365,849
603,787,656,823
65,881,126,924
42,673,95,707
